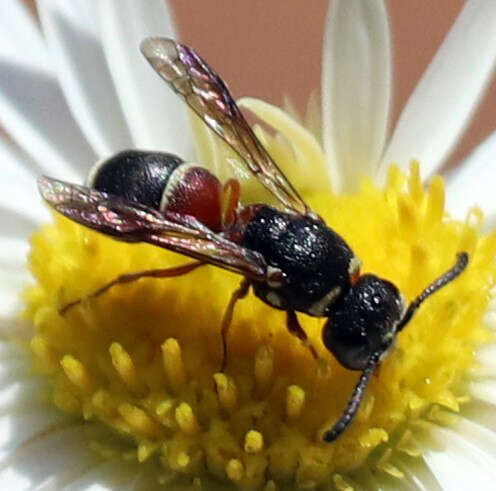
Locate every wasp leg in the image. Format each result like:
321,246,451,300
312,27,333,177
221,178,241,228
60,261,205,315
286,310,318,359
220,279,250,371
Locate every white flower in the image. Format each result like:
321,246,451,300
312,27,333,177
0,0,496,489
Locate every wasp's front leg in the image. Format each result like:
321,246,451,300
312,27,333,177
286,310,319,360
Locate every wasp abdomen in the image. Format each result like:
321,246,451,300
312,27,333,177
160,164,223,232
87,150,183,209
88,150,223,232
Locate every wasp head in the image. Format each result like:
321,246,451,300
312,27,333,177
322,274,406,370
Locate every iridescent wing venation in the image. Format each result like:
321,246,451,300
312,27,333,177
140,37,313,217
38,176,267,281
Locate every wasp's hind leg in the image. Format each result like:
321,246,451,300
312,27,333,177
220,279,250,371
286,310,319,360
60,261,205,315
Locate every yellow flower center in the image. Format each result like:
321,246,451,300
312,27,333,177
21,97,496,489
23,161,496,489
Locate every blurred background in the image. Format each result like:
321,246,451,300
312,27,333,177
24,0,496,171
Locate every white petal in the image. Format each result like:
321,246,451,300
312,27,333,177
0,341,26,361
98,0,193,156
1,132,69,182
0,142,48,316
470,380,496,405
445,129,496,229
0,60,96,181
423,424,496,490
0,342,32,379
454,417,496,460
485,214,496,232
473,344,496,378
0,2,96,180
461,398,496,433
238,97,330,193
62,459,141,491
393,456,443,491
0,238,29,272
0,344,146,491
321,0,391,192
0,378,44,415
0,138,51,230
0,208,37,241
380,0,496,181
1,166,48,225
0,270,30,318
37,0,133,157
0,407,64,458
238,98,326,168
0,423,106,490
0,239,31,318
485,310,496,331
0,0,49,71
0,345,62,468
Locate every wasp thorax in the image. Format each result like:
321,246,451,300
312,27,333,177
323,274,405,370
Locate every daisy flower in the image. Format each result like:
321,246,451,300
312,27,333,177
1,0,496,490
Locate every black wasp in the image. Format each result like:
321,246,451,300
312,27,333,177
38,38,469,441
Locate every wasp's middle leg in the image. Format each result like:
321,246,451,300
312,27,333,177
220,279,250,371
286,310,319,359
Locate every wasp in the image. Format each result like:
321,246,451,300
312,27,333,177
38,38,469,441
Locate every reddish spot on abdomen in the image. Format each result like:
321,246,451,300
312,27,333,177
164,166,223,232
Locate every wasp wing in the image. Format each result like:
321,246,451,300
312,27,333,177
38,176,267,281
140,37,313,217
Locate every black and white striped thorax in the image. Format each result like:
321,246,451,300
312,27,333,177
239,205,359,316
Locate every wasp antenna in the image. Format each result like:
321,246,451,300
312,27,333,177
322,353,380,442
397,252,469,332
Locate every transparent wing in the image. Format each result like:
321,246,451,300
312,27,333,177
38,176,267,281
140,37,314,217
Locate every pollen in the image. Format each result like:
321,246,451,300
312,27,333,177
109,342,143,394
23,155,496,489
244,430,264,453
286,384,306,421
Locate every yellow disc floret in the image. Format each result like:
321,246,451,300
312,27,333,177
23,104,496,489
